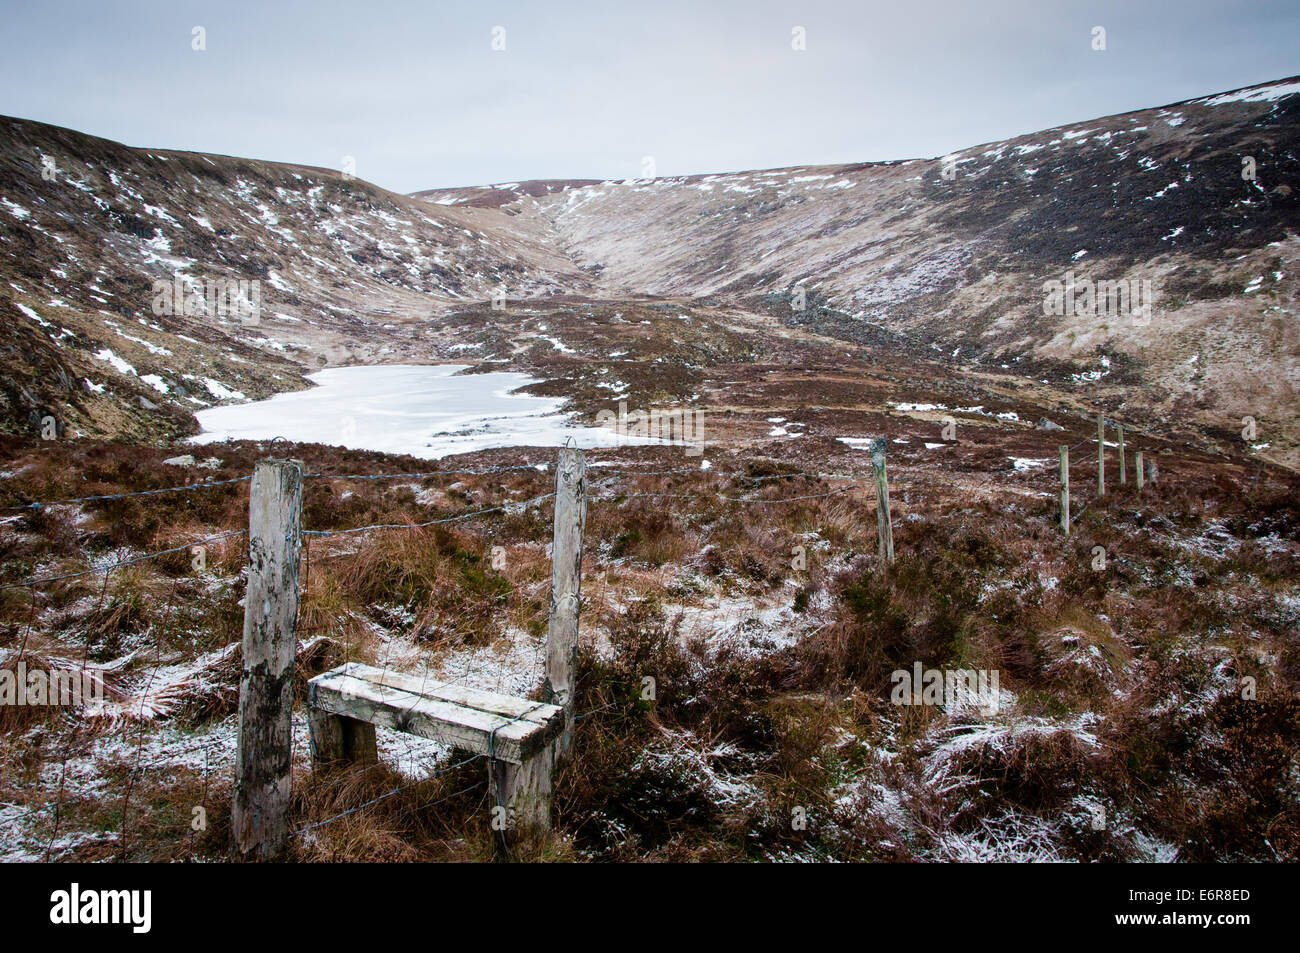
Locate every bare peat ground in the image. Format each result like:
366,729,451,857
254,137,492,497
1,303,1296,862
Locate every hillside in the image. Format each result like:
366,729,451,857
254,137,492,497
2,76,1298,467
421,76,1300,468
0,117,590,442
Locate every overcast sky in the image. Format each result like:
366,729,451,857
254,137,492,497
1,0,1297,194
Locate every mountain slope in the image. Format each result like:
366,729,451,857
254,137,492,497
419,76,1300,466
0,117,590,441
1,76,1297,467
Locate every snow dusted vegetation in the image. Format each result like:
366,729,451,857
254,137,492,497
0,72,1297,866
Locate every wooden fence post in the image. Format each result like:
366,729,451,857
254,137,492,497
1059,445,1070,534
869,437,895,566
1135,451,1145,491
232,458,302,860
1097,414,1106,497
1118,424,1126,485
543,446,586,761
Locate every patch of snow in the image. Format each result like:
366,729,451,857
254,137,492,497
92,347,137,376
1196,79,1300,107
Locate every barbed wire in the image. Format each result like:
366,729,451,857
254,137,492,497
719,485,860,503
589,466,861,484
390,778,487,825
573,700,616,722
1070,496,1098,526
290,751,487,838
0,529,247,592
737,471,851,483
588,466,718,476
607,484,860,505
304,465,546,481
301,492,556,538
101,737,233,774
0,474,252,512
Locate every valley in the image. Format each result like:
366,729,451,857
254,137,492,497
0,75,1296,863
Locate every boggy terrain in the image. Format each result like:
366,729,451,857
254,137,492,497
0,76,1297,861
0,310,1296,860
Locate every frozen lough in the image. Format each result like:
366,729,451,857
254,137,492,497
192,364,662,458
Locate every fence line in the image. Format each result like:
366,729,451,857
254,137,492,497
304,464,546,481
0,415,1192,859
0,473,253,512
0,424,1163,591
611,484,861,505
0,529,247,592
0,461,868,517
301,492,557,538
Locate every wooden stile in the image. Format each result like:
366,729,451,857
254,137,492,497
304,446,587,857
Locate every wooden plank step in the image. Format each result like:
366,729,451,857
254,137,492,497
308,662,564,764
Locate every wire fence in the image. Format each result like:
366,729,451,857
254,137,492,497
0,474,252,511
0,419,1164,592
0,420,1182,857
288,690,623,840
301,492,557,538
0,529,248,592
303,464,547,481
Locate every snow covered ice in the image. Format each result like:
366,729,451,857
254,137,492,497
192,363,670,457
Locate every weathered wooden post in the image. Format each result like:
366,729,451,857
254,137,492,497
489,748,552,859
232,459,302,860
1097,414,1106,497
1135,451,1145,491
869,437,895,566
308,697,378,766
543,446,586,760
1059,445,1070,534
1147,456,1158,486
1118,424,1127,485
